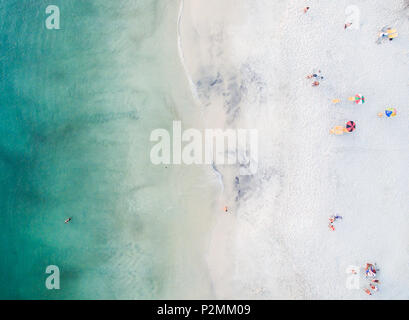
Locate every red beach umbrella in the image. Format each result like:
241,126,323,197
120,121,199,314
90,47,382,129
346,121,356,132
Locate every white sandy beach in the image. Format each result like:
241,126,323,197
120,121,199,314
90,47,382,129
178,0,409,299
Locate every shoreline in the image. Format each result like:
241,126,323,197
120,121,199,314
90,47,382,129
177,0,249,298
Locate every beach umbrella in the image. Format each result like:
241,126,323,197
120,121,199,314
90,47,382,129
348,94,365,104
353,94,365,104
345,121,356,132
385,107,397,118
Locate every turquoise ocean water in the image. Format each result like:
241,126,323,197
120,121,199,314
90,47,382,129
0,0,212,299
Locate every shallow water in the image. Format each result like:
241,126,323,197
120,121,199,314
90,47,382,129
0,0,216,299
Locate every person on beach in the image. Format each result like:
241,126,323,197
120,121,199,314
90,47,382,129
223,206,228,213
370,284,379,292
330,121,355,135
364,288,372,296
378,107,397,118
329,215,342,223
365,263,377,278
303,7,310,14
330,126,347,135
332,95,364,104
344,22,353,29
306,71,323,81
65,217,72,224
307,70,323,87
387,28,398,41
348,94,365,104
328,215,342,231
377,27,398,43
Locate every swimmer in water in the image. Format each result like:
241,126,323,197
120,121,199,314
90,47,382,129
65,217,72,224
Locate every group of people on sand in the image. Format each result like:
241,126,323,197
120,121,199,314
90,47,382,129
349,263,380,295
304,6,399,136
304,6,391,296
328,215,342,231
364,263,380,295
305,5,399,41
306,70,324,87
